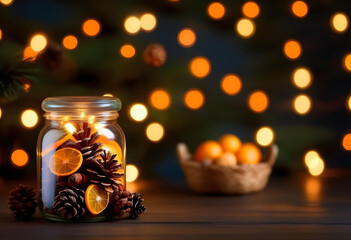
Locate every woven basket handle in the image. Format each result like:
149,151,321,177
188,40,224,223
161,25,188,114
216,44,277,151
176,142,192,163
264,144,279,166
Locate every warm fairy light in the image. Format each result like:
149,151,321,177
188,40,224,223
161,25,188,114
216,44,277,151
0,0,14,6
220,74,242,96
304,150,320,167
308,158,324,176
103,93,114,97
0,107,2,119
80,112,86,118
189,57,211,79
64,123,76,134
330,12,349,33
130,103,148,122
207,2,226,20
11,149,29,167
248,91,269,113
184,89,205,110
293,94,311,115
292,67,312,89
21,109,38,128
126,164,139,183
62,35,78,50
342,53,351,72
82,19,101,37
342,133,351,151
235,18,255,38
140,13,157,32
146,122,164,142
291,1,308,18
124,16,141,34
242,1,260,19
88,116,95,124
177,28,196,48
283,40,302,60
30,34,47,52
120,44,135,58
150,89,171,110
0,28,2,40
23,46,38,60
347,95,351,111
256,126,274,147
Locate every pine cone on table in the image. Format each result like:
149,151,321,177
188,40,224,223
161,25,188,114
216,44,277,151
8,185,37,220
130,193,146,219
112,190,133,217
53,186,86,219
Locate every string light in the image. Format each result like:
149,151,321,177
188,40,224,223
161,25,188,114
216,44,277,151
291,1,308,18
0,28,2,40
130,103,148,122
304,150,324,176
283,40,302,60
0,0,14,6
256,126,274,147
292,67,312,89
235,18,255,38
330,12,349,33
342,53,351,72
220,74,242,96
82,19,101,37
293,94,311,115
342,133,351,150
207,2,226,20
189,57,211,79
21,109,38,128
248,91,269,113
103,93,114,97
124,16,141,34
242,1,260,19
146,122,164,142
30,34,47,52
11,149,29,167
62,35,78,50
65,123,77,134
150,89,171,110
126,165,139,182
184,89,205,110
177,28,196,48
120,44,135,58
140,13,157,32
304,150,319,167
23,46,38,61
308,158,324,176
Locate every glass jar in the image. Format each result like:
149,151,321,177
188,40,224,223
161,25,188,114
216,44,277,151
37,96,126,222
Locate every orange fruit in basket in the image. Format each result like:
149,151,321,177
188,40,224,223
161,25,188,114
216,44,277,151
194,140,223,162
85,184,109,215
215,152,237,167
218,134,242,153
96,135,123,162
236,142,261,164
49,147,83,176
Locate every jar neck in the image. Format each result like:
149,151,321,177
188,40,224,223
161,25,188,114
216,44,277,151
44,111,119,122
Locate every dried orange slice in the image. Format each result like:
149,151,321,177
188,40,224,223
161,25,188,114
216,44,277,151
49,147,83,176
85,184,109,215
96,135,123,162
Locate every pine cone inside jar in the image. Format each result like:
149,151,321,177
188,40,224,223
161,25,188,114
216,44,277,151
8,185,37,220
130,193,146,219
53,186,86,220
112,190,133,217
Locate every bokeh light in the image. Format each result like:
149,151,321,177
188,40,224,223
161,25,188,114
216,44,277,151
62,35,78,50
248,91,269,113
140,13,157,32
146,122,165,142
177,28,196,48
292,67,312,89
82,19,101,37
103,93,114,97
308,158,324,176
293,94,312,115
347,95,351,111
130,103,148,122
236,18,255,38
23,46,38,60
0,0,13,6
330,12,349,33
305,177,321,202
30,34,47,52
304,150,320,167
0,107,2,119
120,44,136,58
150,89,171,110
126,164,139,183
11,149,29,167
291,1,308,18
220,74,242,95
0,28,2,40
189,57,211,79
242,1,260,19
342,133,351,150
342,53,351,72
21,109,38,128
207,2,226,20
256,126,274,147
283,40,302,60
184,89,205,110
124,16,141,34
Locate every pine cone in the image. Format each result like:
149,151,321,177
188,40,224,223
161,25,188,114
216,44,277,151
112,190,133,217
86,150,124,193
53,187,86,219
130,193,146,219
8,185,37,220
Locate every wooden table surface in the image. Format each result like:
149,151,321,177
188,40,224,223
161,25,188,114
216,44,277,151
1,175,351,240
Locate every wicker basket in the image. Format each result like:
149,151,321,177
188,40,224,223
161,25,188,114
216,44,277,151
177,143,278,195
